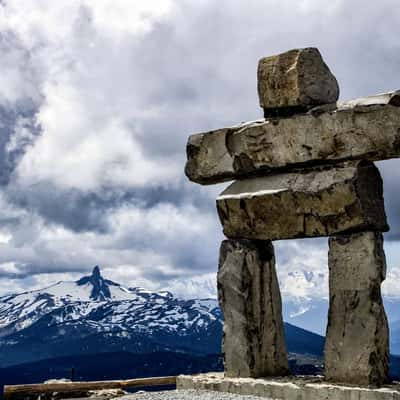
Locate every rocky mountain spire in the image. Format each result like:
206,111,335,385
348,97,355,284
76,265,111,301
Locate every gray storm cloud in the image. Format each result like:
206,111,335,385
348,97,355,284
0,0,398,299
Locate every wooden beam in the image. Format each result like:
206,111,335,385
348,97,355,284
3,376,177,400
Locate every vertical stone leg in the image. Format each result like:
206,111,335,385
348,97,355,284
325,232,389,386
217,239,289,378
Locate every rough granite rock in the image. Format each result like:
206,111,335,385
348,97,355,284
184,91,400,185
324,232,389,386
257,48,339,115
217,239,289,378
216,161,388,241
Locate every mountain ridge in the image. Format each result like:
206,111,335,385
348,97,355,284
1,266,399,374
0,266,222,367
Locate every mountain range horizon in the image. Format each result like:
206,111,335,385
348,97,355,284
1,264,400,387
2,264,400,338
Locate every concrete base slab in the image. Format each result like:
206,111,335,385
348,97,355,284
177,373,400,400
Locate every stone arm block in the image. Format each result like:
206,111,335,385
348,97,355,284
185,91,400,185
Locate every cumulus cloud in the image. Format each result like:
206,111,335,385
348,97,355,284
0,0,399,302
275,239,329,301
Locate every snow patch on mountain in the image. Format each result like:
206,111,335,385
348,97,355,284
0,266,220,340
289,304,312,318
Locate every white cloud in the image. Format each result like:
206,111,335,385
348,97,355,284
87,0,174,37
0,36,41,106
160,273,217,300
0,0,399,303
17,85,181,190
275,239,329,301
0,0,181,192
0,1,174,46
0,196,220,296
383,267,400,298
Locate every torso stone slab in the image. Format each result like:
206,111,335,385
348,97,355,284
216,161,388,241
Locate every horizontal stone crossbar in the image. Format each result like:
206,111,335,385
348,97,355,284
185,91,400,185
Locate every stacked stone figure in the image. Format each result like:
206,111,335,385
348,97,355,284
185,47,399,386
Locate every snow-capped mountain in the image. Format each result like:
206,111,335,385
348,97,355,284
1,265,398,371
0,266,222,367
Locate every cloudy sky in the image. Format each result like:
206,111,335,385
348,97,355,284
0,0,399,305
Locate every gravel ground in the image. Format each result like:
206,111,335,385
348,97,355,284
116,389,266,399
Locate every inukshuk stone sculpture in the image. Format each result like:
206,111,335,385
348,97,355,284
185,47,398,386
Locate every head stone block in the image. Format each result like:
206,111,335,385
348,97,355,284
257,47,339,116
